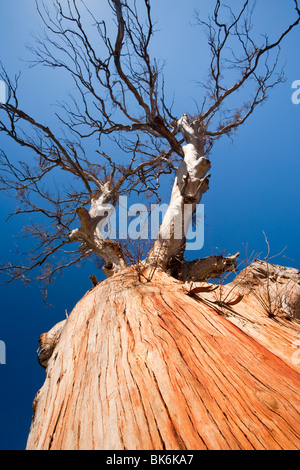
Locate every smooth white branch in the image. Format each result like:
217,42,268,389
147,114,211,273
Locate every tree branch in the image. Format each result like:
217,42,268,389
197,1,300,137
180,253,240,282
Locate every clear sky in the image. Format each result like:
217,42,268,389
0,0,299,449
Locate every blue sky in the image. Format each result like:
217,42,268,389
0,0,300,449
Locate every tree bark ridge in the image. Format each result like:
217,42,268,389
27,267,300,450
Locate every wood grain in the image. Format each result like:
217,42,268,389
26,268,300,450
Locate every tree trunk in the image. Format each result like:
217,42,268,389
26,265,300,450
147,114,211,272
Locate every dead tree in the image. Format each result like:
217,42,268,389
1,0,299,285
1,0,300,450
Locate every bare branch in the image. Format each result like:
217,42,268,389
196,1,300,137
180,253,240,282
0,1,299,289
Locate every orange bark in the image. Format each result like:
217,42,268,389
26,267,300,450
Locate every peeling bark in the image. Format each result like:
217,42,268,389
180,252,240,282
38,320,66,368
27,266,300,450
236,260,300,284
69,187,127,277
65,114,220,282
147,115,211,272
233,260,300,319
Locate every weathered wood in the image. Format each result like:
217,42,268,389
37,320,66,369
26,266,300,450
147,114,211,271
180,252,240,282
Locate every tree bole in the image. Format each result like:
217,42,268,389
26,267,300,450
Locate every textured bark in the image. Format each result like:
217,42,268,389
180,252,240,282
26,263,300,450
69,187,127,277
147,115,211,271
37,320,66,368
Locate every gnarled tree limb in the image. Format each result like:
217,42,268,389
180,252,240,282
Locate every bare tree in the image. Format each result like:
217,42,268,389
0,0,299,288
1,0,300,452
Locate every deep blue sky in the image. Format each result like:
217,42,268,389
0,0,300,449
